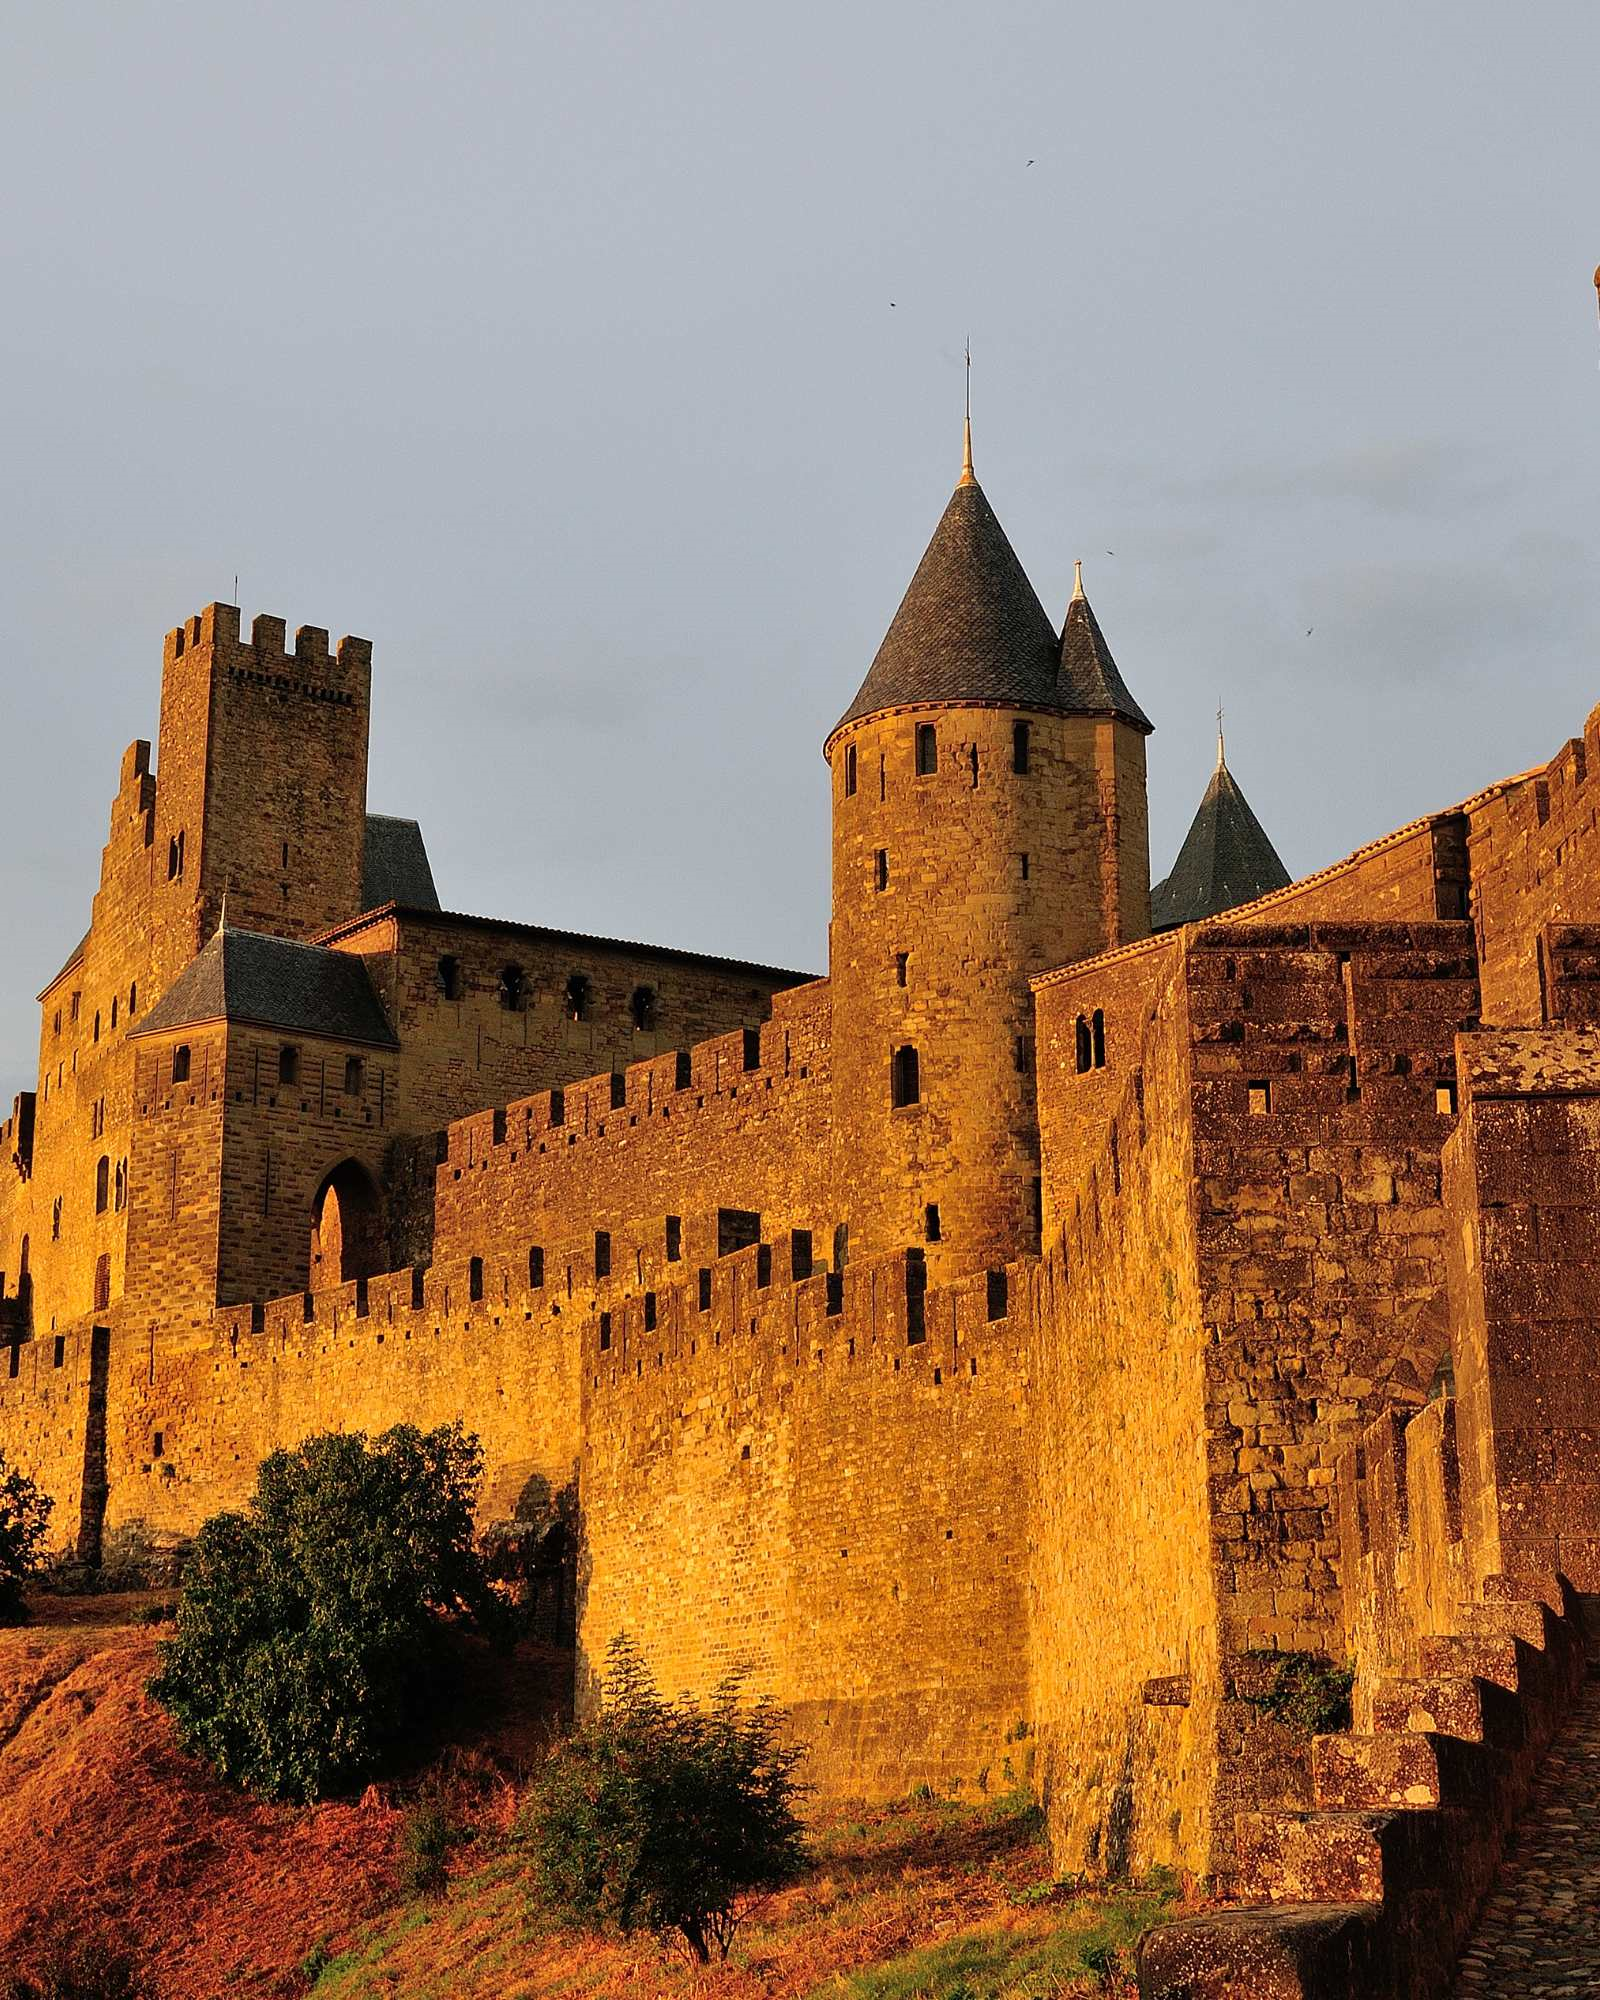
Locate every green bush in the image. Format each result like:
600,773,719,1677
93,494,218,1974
0,1938,153,2000
1242,1651,1355,1737
399,1795,454,1898
0,1455,52,1624
149,1423,501,1802
522,1634,808,1963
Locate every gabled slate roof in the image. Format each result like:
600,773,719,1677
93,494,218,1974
363,814,440,913
129,927,399,1047
829,475,1152,742
1151,749,1291,929
1059,582,1152,732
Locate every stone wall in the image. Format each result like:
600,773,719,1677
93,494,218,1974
578,1242,1034,1800
1027,937,1221,1880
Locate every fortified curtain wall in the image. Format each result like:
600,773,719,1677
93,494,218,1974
0,983,836,1560
1026,919,1483,1881
1342,1019,1600,1696
1025,938,1221,1883
577,1240,1036,1802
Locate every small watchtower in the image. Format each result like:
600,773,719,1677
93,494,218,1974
824,423,1152,1279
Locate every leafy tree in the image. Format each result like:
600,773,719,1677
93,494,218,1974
523,1634,808,1963
149,1423,501,1802
0,1455,52,1624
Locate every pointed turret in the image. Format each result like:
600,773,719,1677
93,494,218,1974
829,470,1060,740
1058,564,1152,732
1150,732,1290,928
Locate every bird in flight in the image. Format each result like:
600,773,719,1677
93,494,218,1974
1105,549,1116,557
1027,158,1035,166
1306,627,1314,637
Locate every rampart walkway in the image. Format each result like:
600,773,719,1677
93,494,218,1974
1451,1672,1600,1997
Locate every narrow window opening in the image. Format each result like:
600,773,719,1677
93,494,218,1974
832,1221,849,1270
891,1044,920,1108
1092,1009,1106,1069
874,848,888,892
1020,853,1030,881
172,1045,191,1084
1014,1034,1035,1075
437,955,462,1001
1248,1080,1272,1116
280,1045,300,1086
281,841,290,868
93,1253,110,1311
1075,1016,1092,1074
697,1268,712,1311
93,1011,100,1044
52,1335,64,1369
844,743,857,796
631,985,658,1031
594,1229,612,1278
344,1057,364,1095
52,1198,62,1240
665,1215,682,1262
895,951,908,987
499,964,525,1011
987,1269,1008,1320
110,997,117,1031
565,973,591,1022
1012,720,1030,773
529,1246,545,1287
152,1431,165,1460
644,1291,657,1331
791,1229,813,1281
95,1156,109,1213
915,723,937,776
1436,1082,1458,1115
924,1203,941,1242
878,753,886,801
599,1311,612,1352
128,982,137,1017
905,1248,927,1343
468,1256,484,1303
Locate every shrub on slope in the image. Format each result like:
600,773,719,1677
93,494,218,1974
150,1423,502,1802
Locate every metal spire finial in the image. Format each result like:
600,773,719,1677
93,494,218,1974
1216,702,1226,769
1071,558,1084,601
959,339,975,486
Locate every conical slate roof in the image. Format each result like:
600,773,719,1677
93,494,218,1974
831,476,1062,738
129,926,399,1047
1150,746,1291,929
1059,580,1152,732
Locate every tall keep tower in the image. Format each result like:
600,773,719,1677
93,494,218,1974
152,603,373,981
825,429,1152,1281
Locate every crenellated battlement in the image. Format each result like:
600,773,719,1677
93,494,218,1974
162,603,371,685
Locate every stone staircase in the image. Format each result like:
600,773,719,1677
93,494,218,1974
1137,1585,1589,2000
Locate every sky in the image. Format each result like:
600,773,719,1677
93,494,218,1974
0,0,1597,1085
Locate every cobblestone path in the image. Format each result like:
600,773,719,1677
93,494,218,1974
1452,1673,1600,1997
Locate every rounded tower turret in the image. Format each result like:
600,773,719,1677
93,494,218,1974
825,431,1152,1281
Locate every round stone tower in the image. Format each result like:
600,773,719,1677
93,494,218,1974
825,426,1153,1282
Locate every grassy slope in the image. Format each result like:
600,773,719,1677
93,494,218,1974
305,1793,1175,1998
0,1601,1179,2000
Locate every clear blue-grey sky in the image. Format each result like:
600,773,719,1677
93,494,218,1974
1,1,1596,1085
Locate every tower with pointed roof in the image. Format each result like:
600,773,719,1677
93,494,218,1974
1150,727,1290,928
824,433,1153,1280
